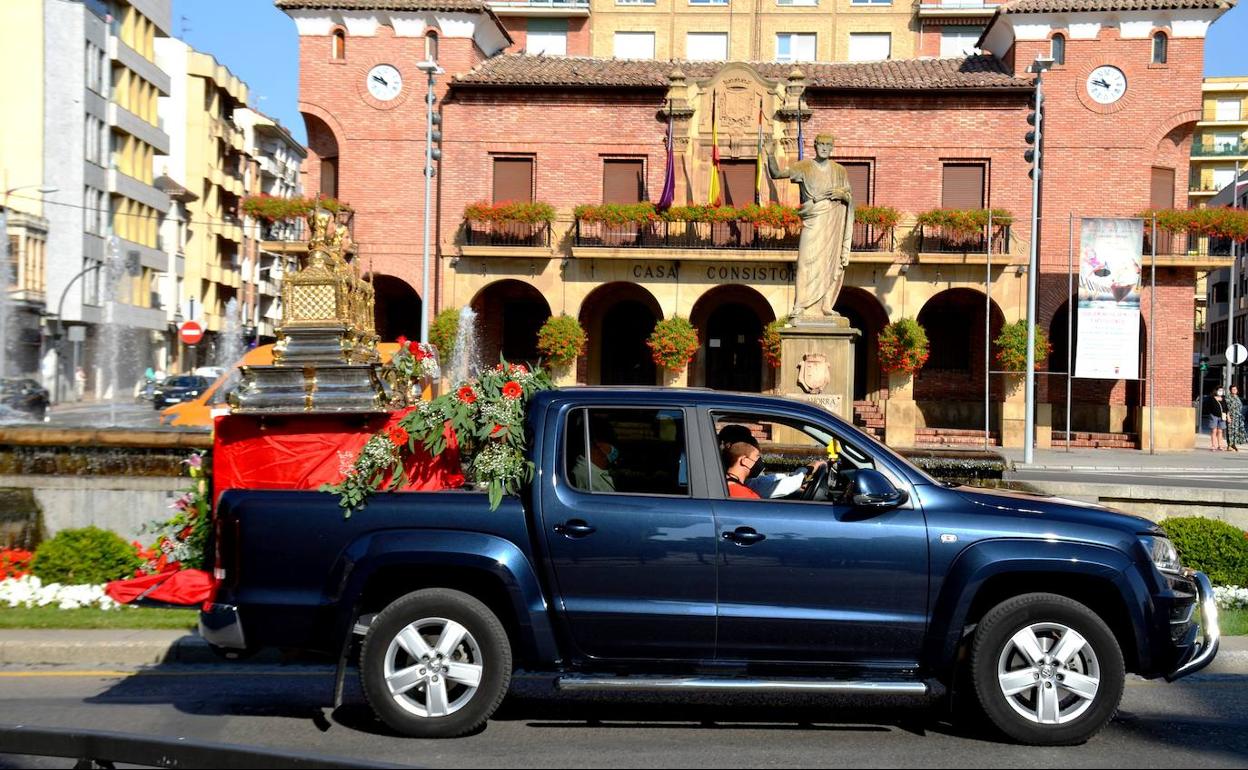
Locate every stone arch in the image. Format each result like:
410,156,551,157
370,274,422,342
834,286,891,403
1146,109,1202,154
914,288,1006,429
578,282,663,386
689,285,776,392
469,279,552,368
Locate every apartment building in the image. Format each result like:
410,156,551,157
486,0,1000,62
235,108,307,341
156,39,252,365
1191,76,1248,205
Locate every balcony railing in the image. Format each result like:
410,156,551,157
464,220,552,248
1193,141,1248,157
489,0,589,7
261,220,306,242
917,225,1011,254
573,219,800,250
1143,231,1237,258
852,223,896,252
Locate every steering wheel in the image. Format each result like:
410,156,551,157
801,462,831,501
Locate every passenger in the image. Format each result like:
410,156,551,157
572,417,619,492
723,441,763,499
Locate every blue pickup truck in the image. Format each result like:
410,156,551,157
201,388,1219,745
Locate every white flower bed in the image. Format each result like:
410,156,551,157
0,576,123,611
1215,585,1248,611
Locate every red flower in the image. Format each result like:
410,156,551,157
408,340,420,354
446,473,465,488
388,425,410,447
396,335,408,348
491,424,506,437
502,381,523,400
458,386,478,404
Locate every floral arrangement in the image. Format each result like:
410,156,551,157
464,201,557,225
915,208,1014,235
241,194,353,223
1215,585,1248,611
0,575,122,611
326,361,555,513
0,548,33,580
994,321,1052,374
879,318,930,376
382,336,441,405
135,453,211,574
647,317,701,373
574,202,804,231
1137,208,1248,240
573,203,661,226
537,314,587,368
760,319,786,369
854,205,902,230
430,309,461,367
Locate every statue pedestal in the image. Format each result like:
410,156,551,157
777,317,858,422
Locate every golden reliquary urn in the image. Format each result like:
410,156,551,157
229,208,388,413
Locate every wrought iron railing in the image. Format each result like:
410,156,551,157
852,223,896,252
574,219,801,250
261,220,306,242
464,220,552,247
1143,231,1237,258
917,225,1011,254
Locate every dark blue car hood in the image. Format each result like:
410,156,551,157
951,484,1161,536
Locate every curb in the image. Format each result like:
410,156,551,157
0,632,281,667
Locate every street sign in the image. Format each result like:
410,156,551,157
1229,344,1248,367
179,321,204,346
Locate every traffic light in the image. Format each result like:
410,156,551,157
1201,355,1210,373
1025,94,1043,179
425,112,442,177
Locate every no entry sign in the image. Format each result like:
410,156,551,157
179,321,204,346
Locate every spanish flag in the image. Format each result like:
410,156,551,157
708,91,722,207
755,98,765,205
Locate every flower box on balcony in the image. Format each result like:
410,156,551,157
463,201,556,247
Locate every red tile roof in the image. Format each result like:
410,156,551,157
1000,0,1232,11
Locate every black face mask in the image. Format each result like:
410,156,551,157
747,457,765,479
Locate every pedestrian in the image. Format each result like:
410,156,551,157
1205,387,1229,451
1229,385,1246,452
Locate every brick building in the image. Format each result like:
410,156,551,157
278,0,1236,449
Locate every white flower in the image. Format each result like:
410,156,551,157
0,575,124,611
1215,585,1248,611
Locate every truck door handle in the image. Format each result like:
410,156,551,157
723,527,766,546
555,520,597,538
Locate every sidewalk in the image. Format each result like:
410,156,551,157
1000,432,1248,472
0,630,1244,671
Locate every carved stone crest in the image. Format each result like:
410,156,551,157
796,353,831,395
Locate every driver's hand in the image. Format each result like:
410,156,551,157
805,460,828,476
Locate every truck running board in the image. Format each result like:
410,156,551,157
555,676,930,695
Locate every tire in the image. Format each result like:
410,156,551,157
970,593,1125,746
360,588,512,739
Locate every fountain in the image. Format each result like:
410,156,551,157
448,306,481,387
215,298,245,371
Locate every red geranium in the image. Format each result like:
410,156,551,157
458,386,478,404
388,425,410,447
502,381,523,400
491,424,506,437
396,335,408,349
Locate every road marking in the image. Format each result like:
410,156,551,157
0,670,333,679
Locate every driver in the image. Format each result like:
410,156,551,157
722,441,762,499
717,424,828,499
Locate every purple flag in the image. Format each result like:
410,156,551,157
657,105,675,211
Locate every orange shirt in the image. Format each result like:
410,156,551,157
727,479,761,499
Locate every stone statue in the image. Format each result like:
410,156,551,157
765,133,854,323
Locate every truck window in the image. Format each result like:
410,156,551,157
712,412,887,502
564,408,689,497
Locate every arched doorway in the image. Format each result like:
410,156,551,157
690,286,775,392
470,279,552,368
915,288,1006,429
302,113,340,199
370,275,421,342
834,287,890,402
579,282,662,386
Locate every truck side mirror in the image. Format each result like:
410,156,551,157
851,469,909,511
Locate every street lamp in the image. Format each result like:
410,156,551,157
415,59,444,345
1023,56,1054,465
1,184,58,380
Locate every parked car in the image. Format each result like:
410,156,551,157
152,375,210,409
0,378,49,422
202,388,1218,745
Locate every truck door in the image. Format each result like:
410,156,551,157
707,411,930,669
540,406,717,661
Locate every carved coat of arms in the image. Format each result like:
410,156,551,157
796,353,831,395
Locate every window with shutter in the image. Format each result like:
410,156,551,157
1150,167,1175,210
320,157,339,199
614,32,656,59
941,163,984,209
721,161,759,206
848,33,891,62
686,32,729,61
603,159,645,204
493,158,534,203
527,19,568,56
842,163,870,206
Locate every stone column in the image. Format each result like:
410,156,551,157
885,370,918,448
1138,406,1197,450
1000,373,1026,448
777,319,857,422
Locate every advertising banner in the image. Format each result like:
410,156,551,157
1074,218,1144,380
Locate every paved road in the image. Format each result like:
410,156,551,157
0,661,1245,769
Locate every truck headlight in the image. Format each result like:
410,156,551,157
1141,535,1182,575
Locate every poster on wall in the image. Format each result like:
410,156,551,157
1074,218,1144,380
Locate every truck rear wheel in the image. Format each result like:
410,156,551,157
970,593,1125,746
360,588,512,738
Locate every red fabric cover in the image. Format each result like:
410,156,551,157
106,568,215,606
212,409,463,500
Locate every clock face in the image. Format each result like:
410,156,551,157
1086,66,1127,105
366,65,403,102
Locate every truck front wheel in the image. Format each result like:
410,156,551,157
360,588,513,738
970,593,1125,746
